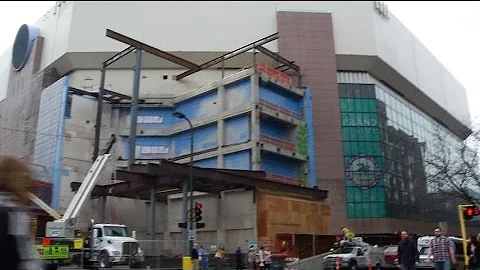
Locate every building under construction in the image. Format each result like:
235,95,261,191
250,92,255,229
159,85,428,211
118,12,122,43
0,1,476,257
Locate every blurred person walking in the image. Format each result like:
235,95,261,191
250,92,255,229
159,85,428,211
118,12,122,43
467,235,480,270
0,155,40,270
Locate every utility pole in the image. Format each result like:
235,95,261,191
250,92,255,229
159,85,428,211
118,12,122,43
173,111,194,255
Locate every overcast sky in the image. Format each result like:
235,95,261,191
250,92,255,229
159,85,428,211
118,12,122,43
0,1,478,122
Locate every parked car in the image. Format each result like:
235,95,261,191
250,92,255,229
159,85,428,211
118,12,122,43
383,245,398,268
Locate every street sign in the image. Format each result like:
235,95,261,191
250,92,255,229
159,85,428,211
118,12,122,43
188,230,196,241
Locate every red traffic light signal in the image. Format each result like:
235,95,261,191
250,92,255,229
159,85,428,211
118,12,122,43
194,202,203,222
463,205,480,220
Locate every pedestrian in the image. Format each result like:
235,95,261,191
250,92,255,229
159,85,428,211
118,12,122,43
427,227,456,270
263,246,272,270
258,246,266,270
248,246,256,270
396,231,418,270
215,245,225,269
467,235,480,270
199,245,209,270
191,243,200,270
0,155,41,270
235,245,243,270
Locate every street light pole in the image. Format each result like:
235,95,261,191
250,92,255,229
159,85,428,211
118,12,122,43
173,111,195,255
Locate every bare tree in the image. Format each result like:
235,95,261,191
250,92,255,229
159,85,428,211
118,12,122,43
424,121,480,204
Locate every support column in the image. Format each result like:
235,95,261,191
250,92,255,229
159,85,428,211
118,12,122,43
250,73,261,170
164,198,172,253
93,64,106,161
181,178,189,255
149,185,156,254
217,84,226,168
216,191,226,245
100,196,107,223
252,189,258,244
128,49,142,169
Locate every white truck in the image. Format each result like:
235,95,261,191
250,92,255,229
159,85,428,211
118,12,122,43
32,136,145,269
82,221,144,268
323,238,385,270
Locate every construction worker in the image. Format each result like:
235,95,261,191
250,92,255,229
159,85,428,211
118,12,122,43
341,227,355,240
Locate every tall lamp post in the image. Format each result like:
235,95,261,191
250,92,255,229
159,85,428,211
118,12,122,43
172,111,195,255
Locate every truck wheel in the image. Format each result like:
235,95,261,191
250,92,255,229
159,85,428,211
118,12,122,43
99,251,112,268
349,261,357,270
46,263,58,270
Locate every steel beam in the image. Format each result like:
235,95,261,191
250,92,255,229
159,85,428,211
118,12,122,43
174,33,279,81
255,45,300,73
93,64,106,161
104,46,136,67
128,49,142,170
104,89,132,101
106,29,200,70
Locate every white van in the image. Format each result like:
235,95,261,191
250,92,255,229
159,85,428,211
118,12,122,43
416,236,465,270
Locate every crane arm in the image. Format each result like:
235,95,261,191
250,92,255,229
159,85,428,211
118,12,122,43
28,192,62,220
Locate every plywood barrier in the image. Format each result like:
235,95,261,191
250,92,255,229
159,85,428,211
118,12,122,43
256,190,331,252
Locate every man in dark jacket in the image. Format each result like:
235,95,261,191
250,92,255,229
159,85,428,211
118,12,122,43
397,231,419,270
235,246,243,270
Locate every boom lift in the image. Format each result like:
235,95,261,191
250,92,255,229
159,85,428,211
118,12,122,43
32,135,145,270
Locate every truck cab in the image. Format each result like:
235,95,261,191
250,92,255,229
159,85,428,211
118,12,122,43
84,223,144,268
324,246,369,270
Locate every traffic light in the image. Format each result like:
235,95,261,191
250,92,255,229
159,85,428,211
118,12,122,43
194,202,203,222
463,205,480,220
194,202,205,229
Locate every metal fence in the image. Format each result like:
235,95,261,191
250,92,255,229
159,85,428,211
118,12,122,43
32,238,284,269
137,240,250,270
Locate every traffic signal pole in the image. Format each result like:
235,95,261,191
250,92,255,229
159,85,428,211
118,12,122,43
458,204,470,268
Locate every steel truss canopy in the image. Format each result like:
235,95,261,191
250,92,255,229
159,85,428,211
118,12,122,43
103,29,300,82
70,160,328,202
173,32,300,81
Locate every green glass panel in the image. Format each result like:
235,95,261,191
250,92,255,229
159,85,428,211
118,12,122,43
356,99,364,112
377,202,386,217
340,99,347,112
346,187,355,201
368,99,378,113
357,141,366,154
350,128,358,141
347,203,357,218
372,143,381,155
342,128,350,141
343,143,349,156
360,204,369,218
371,128,381,141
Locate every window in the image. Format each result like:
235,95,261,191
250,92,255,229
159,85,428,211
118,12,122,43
140,146,169,154
137,115,164,124
103,226,128,237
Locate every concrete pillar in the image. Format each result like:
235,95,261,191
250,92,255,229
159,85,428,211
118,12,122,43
164,199,173,252
216,191,226,245
217,84,226,168
250,73,261,170
252,189,258,243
